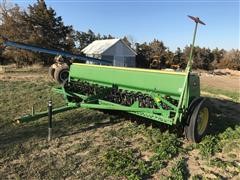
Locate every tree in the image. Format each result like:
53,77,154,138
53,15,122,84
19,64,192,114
0,1,238,70
122,36,131,48
191,47,214,70
122,35,136,50
0,0,75,66
135,42,151,68
148,39,167,68
211,48,225,69
173,48,182,64
0,45,4,65
149,39,166,59
218,49,240,70
74,29,115,53
163,49,174,68
24,0,74,64
181,46,215,70
135,40,169,69
0,1,31,66
74,29,98,51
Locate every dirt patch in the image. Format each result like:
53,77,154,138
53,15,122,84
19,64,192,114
0,66,49,81
201,91,233,100
200,72,240,92
0,73,49,81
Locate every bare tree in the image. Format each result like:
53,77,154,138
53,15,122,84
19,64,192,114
0,0,14,24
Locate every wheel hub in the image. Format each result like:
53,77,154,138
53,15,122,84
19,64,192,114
197,107,209,135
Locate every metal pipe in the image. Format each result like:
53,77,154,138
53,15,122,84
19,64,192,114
175,16,205,123
48,100,53,141
16,105,78,123
32,105,35,116
187,22,198,72
2,40,112,65
186,15,206,72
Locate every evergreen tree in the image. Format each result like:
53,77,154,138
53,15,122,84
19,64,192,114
24,0,74,64
135,42,151,68
122,36,131,48
0,0,75,65
75,29,100,50
74,29,115,51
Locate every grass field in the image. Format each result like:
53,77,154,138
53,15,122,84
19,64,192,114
0,71,240,179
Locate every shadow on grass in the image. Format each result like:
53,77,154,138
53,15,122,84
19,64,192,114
1,97,239,150
124,97,240,138
0,109,122,149
208,97,240,136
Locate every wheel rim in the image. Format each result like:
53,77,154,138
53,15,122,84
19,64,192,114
197,107,209,135
60,70,69,82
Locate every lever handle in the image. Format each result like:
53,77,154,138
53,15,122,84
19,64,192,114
188,15,206,25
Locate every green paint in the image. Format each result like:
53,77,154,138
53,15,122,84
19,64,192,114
70,64,186,96
19,16,203,127
65,64,200,125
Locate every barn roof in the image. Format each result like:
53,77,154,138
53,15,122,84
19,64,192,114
81,39,136,55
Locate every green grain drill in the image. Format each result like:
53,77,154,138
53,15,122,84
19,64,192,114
3,16,210,142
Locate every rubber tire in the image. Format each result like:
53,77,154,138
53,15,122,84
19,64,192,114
48,66,55,80
185,97,204,126
184,98,211,143
54,65,69,84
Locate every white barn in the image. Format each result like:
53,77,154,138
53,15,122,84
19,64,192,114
81,39,136,67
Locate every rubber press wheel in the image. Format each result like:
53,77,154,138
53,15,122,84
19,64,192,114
54,65,69,84
48,65,55,79
184,98,211,143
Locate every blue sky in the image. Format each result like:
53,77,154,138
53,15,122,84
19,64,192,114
11,0,239,51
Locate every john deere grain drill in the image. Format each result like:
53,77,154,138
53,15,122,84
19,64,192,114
2,16,210,142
